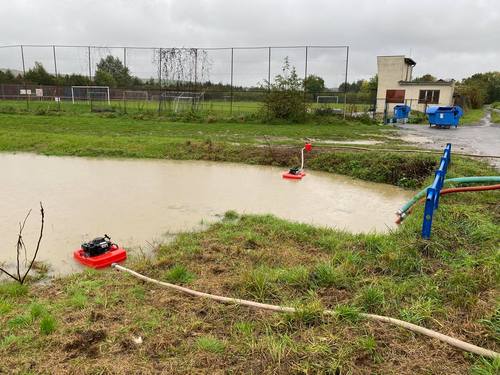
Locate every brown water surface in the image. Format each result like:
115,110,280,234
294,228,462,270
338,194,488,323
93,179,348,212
0,153,411,274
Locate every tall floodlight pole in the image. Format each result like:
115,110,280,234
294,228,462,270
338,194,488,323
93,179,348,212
230,48,234,115
304,46,308,116
88,46,92,82
158,48,162,115
20,45,29,110
52,45,58,76
343,46,349,119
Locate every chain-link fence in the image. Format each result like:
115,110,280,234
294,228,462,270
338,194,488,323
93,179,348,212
0,44,359,116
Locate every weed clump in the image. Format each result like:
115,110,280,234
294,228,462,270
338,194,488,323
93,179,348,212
163,264,195,284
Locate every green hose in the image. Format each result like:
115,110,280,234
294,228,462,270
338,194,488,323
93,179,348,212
398,176,500,215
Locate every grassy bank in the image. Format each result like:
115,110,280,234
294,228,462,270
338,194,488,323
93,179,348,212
461,108,486,125
0,156,498,374
0,112,440,188
491,110,500,124
0,112,498,373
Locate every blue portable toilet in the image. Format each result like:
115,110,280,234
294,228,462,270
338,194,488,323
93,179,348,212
393,104,411,121
426,106,463,128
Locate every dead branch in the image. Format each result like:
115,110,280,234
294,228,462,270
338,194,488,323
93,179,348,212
0,203,45,284
21,203,45,284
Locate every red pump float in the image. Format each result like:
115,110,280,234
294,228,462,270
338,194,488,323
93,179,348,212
74,235,127,269
282,143,312,180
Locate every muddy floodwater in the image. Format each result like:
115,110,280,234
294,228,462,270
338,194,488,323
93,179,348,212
0,153,411,274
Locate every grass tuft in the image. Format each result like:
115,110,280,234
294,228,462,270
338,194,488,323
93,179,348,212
196,335,226,354
40,314,57,335
163,264,195,284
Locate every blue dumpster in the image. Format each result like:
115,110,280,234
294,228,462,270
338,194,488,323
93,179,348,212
394,105,411,120
426,106,463,128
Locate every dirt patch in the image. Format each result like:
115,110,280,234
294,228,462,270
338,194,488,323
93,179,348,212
64,329,107,358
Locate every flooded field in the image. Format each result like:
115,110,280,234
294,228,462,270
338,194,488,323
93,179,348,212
0,153,411,274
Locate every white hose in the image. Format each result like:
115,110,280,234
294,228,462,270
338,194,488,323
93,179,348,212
112,264,499,359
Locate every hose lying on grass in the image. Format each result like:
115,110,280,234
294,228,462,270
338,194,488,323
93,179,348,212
112,263,499,359
396,176,500,223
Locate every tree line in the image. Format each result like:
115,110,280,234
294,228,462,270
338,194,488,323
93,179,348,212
0,55,337,98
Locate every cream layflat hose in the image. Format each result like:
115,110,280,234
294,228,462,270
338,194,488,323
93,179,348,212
112,264,499,359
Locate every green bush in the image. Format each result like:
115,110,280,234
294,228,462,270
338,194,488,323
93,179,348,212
261,58,307,122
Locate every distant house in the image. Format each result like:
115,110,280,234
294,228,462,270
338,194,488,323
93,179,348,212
375,55,455,114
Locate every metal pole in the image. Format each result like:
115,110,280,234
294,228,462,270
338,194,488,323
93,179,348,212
230,48,234,115
343,46,349,119
267,47,271,118
87,46,92,82
194,48,198,88
123,47,127,68
193,48,198,111
20,45,29,110
304,46,308,115
52,45,58,76
158,48,162,115
267,47,271,88
53,45,60,110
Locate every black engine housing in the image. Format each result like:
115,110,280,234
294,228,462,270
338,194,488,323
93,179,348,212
81,235,112,257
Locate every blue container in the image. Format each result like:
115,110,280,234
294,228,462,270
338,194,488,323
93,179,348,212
393,104,411,120
426,106,463,128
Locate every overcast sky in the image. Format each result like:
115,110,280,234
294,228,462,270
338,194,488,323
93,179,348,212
0,0,498,86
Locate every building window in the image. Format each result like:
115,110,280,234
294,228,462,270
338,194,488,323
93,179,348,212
386,89,405,103
419,90,440,104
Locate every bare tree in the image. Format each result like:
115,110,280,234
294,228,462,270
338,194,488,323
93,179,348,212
0,202,45,284
155,48,211,86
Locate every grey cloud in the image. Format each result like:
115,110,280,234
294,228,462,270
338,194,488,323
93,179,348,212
0,0,498,82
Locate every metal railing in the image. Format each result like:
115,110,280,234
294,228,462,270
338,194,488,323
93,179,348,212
422,143,451,239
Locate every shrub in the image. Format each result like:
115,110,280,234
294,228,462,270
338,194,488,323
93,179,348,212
261,58,307,122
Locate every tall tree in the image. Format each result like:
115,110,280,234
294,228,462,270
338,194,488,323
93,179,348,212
94,55,132,87
25,62,56,85
304,74,325,100
413,74,437,82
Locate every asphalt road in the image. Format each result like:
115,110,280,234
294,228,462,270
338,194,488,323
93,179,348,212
396,110,500,170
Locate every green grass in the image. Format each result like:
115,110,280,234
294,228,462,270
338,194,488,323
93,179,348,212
461,108,485,124
490,110,500,124
0,103,498,373
195,335,226,354
39,314,57,335
163,264,195,284
0,98,367,117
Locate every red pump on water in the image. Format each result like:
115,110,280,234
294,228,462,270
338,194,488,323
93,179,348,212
282,143,312,180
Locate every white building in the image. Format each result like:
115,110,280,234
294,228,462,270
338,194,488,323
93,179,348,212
375,55,455,114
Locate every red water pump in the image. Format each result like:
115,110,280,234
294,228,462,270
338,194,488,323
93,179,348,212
282,143,312,180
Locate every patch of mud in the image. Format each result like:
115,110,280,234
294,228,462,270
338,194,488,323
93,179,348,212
64,329,107,358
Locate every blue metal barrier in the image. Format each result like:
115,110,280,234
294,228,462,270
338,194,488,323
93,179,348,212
422,143,452,239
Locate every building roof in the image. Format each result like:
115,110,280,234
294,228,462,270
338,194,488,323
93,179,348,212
398,80,455,86
377,55,416,66
404,57,416,66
